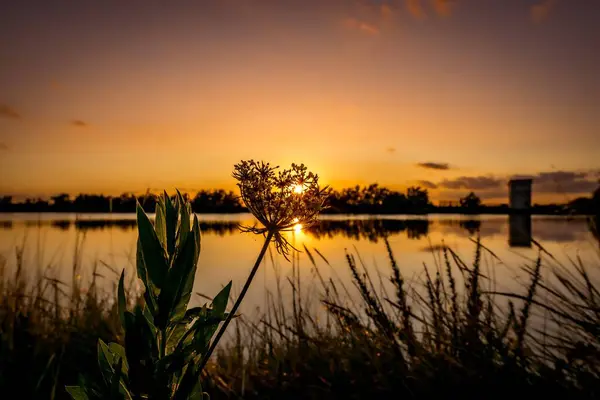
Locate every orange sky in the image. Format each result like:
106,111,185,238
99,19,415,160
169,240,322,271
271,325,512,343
0,0,599,203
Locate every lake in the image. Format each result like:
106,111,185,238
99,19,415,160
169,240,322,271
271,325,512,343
1,213,599,324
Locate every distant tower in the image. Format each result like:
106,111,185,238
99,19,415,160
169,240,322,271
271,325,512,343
508,179,533,212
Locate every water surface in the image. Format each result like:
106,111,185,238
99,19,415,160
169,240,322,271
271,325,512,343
1,213,598,320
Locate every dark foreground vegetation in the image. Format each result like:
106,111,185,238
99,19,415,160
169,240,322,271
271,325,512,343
2,183,599,215
1,227,599,398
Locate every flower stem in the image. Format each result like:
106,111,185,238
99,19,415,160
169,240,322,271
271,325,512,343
198,230,275,371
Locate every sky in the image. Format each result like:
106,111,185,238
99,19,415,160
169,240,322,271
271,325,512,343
1,0,599,203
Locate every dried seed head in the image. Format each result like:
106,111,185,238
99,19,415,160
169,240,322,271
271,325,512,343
232,160,329,257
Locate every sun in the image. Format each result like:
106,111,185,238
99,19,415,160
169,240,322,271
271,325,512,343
292,217,303,232
293,184,304,194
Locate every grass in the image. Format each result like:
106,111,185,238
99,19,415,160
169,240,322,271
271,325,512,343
1,233,599,399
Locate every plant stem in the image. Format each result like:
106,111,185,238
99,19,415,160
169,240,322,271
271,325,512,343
198,230,274,371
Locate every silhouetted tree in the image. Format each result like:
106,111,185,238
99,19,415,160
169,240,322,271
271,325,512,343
406,186,430,211
460,192,482,210
51,193,71,211
593,185,600,214
0,196,12,211
0,183,591,215
192,190,243,213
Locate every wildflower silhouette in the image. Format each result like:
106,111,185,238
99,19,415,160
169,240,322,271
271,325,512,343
233,160,329,257
198,160,328,370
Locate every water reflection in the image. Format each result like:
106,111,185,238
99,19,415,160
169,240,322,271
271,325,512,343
437,218,503,237
307,219,429,242
1,213,596,321
7,218,239,236
0,214,594,247
0,221,12,229
508,215,532,248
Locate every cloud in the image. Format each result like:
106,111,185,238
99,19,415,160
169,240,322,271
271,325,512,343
343,17,380,35
0,142,8,151
435,169,599,196
531,0,557,23
416,180,438,189
416,162,451,170
380,3,394,18
0,104,20,119
432,0,457,17
439,176,504,190
386,147,396,154
71,120,89,128
523,170,599,194
406,0,426,19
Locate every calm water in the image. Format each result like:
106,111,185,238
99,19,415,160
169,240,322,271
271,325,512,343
1,213,599,320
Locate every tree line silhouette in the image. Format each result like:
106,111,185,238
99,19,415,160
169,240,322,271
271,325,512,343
0,184,598,215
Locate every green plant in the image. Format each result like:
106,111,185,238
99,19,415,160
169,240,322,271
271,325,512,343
65,160,328,399
66,191,232,399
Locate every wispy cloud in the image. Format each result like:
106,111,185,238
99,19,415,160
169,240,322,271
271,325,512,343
512,170,599,194
432,0,458,17
386,147,396,154
435,169,599,195
531,0,557,23
416,162,451,170
439,176,503,190
416,180,438,189
343,17,380,35
405,0,427,19
0,104,20,120
0,142,9,151
380,3,394,19
71,120,89,128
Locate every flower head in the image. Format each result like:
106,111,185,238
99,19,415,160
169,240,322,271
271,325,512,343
233,160,329,257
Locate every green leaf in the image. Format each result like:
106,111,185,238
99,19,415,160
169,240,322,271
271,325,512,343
166,306,209,354
164,192,178,257
156,230,199,328
142,303,154,328
111,359,133,400
211,281,232,318
184,308,229,360
108,343,129,377
166,323,188,355
155,195,168,252
173,364,203,400
118,269,127,329
135,238,149,288
109,357,123,398
66,386,89,400
184,306,209,320
136,202,168,290
166,306,228,370
175,190,190,258
192,215,201,268
124,307,159,394
97,339,115,385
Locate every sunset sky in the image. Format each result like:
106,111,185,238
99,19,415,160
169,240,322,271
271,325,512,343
1,0,599,203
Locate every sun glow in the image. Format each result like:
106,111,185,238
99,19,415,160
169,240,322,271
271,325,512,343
292,217,303,232
293,184,304,194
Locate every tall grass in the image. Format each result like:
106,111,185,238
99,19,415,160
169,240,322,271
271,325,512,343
0,234,122,398
1,235,599,398
206,237,600,399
